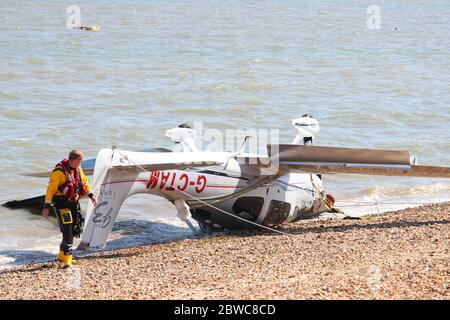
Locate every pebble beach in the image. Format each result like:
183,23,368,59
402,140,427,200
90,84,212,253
0,202,448,300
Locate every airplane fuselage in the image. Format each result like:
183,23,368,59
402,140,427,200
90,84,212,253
90,155,327,231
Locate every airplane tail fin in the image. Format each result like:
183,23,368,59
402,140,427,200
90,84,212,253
78,148,136,250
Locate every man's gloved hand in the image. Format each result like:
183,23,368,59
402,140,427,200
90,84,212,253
88,193,97,206
73,212,84,238
42,203,51,219
42,208,49,219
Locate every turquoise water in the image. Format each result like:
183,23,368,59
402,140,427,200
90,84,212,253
0,1,449,267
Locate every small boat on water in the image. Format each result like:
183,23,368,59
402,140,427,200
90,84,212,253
76,25,100,31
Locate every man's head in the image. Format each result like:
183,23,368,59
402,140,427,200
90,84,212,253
68,149,84,168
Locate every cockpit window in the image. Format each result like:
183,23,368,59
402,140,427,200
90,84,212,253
232,197,264,221
262,200,291,226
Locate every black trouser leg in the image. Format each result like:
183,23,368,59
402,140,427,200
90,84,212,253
60,223,74,255
53,196,78,256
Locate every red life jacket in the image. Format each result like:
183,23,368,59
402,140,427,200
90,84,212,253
53,159,88,202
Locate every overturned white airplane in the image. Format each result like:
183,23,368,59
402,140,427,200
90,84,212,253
7,115,450,250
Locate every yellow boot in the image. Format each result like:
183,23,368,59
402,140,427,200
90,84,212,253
58,251,75,264
57,250,65,262
62,254,73,268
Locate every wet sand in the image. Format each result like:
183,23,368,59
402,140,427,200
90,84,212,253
0,202,449,300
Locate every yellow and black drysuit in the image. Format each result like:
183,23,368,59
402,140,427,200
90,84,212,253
44,159,93,264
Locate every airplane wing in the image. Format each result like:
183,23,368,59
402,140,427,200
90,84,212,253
7,157,98,211
10,148,224,214
20,147,174,178
269,144,413,165
236,145,450,178
277,163,450,178
21,158,96,177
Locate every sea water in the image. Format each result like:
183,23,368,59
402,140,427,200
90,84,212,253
0,0,449,268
